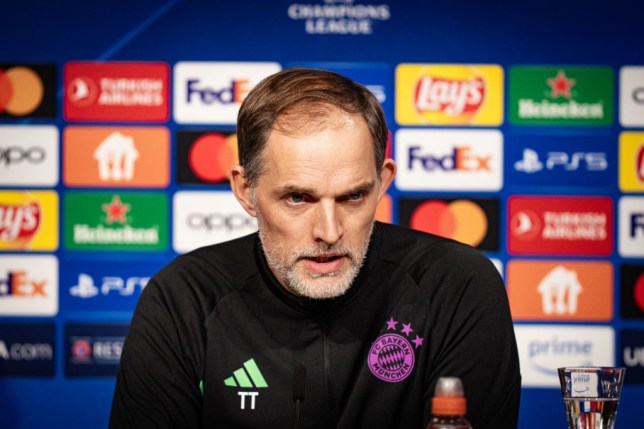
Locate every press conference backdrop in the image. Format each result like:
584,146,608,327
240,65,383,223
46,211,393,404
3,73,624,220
1,0,643,427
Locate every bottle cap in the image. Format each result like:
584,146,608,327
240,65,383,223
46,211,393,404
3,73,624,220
431,377,467,416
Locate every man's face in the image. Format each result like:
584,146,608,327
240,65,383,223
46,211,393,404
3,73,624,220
240,112,393,299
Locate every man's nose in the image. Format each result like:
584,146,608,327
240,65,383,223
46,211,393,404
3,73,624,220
312,200,343,244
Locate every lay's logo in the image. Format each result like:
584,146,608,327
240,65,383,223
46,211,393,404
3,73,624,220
396,64,503,126
0,191,57,251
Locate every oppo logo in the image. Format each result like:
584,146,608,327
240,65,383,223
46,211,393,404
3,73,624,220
0,146,45,166
187,213,256,231
633,87,644,104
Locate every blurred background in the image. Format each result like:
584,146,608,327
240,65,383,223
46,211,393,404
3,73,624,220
0,0,642,427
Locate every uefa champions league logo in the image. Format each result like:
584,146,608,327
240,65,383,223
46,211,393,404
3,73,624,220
368,317,424,383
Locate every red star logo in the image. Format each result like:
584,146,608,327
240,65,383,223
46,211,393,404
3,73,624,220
547,70,576,99
102,195,130,224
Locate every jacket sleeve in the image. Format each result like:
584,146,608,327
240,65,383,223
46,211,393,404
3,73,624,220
423,246,521,429
109,261,206,428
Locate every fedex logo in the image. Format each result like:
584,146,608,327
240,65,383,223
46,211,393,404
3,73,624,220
0,271,46,297
186,79,250,105
174,62,281,124
408,146,490,172
0,255,58,316
395,129,502,191
619,197,644,257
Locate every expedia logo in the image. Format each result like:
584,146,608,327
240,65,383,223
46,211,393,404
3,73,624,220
0,64,56,118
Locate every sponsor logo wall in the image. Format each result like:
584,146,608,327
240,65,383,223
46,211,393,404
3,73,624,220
0,55,642,415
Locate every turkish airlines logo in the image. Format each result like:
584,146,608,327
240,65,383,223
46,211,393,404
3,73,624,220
507,260,612,321
508,196,613,255
173,191,257,253
64,126,169,187
64,62,169,122
0,255,58,316
398,197,499,251
173,62,281,124
0,64,56,118
177,131,238,184
395,129,502,191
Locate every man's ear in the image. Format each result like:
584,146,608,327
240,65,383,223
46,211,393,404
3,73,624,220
230,165,257,217
377,158,396,200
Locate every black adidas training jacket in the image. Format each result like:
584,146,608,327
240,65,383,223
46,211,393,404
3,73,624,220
110,222,521,428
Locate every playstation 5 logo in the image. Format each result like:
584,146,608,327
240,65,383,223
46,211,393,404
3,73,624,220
70,273,149,298
515,148,607,173
94,132,139,181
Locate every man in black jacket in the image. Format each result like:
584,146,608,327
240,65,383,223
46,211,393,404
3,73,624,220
110,68,521,428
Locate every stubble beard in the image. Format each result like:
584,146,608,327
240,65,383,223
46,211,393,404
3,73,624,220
256,209,373,300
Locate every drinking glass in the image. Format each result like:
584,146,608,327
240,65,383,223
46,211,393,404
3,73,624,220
558,367,626,429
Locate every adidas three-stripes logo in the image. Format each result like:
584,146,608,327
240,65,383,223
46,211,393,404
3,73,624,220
224,358,268,388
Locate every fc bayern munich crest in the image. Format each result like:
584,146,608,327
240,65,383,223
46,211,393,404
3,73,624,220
368,317,424,383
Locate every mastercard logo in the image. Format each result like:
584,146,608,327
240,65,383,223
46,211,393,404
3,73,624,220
178,131,239,184
408,199,490,248
0,67,44,116
0,64,56,118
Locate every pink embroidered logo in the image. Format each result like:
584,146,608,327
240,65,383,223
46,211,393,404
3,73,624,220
368,317,423,383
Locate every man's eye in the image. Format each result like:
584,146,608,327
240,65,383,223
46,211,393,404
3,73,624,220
347,192,364,201
288,194,305,203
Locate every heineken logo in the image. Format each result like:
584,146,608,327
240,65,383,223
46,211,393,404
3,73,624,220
510,66,613,125
64,192,167,251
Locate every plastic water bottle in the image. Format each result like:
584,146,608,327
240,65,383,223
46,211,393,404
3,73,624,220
426,377,473,429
